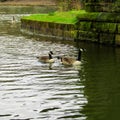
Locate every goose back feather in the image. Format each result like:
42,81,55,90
58,49,83,66
37,51,54,63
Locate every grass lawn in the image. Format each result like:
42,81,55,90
21,10,86,24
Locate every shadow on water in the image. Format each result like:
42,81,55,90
77,42,120,120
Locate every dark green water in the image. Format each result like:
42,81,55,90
0,6,120,120
78,43,120,120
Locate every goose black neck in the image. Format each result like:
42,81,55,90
49,53,52,59
77,49,81,61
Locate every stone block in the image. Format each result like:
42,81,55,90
115,34,120,45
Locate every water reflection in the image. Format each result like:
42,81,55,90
78,44,120,120
0,34,87,120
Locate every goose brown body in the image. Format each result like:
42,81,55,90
58,49,83,66
61,57,76,65
37,51,54,63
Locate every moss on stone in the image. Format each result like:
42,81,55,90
92,22,116,33
78,22,91,31
99,33,115,45
117,24,120,33
76,31,98,42
115,34,120,45
78,12,120,23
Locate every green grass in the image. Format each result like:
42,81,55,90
21,10,86,24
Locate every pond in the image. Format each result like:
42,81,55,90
0,6,120,120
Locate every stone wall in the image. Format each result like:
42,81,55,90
21,19,75,40
20,0,120,46
21,14,120,46
75,0,120,46
75,12,120,46
84,0,120,12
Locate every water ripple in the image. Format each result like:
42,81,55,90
0,34,87,120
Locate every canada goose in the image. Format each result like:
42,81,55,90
11,16,15,23
37,51,55,63
57,48,83,66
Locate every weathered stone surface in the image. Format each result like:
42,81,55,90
115,34,120,45
84,1,120,13
21,19,75,40
20,0,120,46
